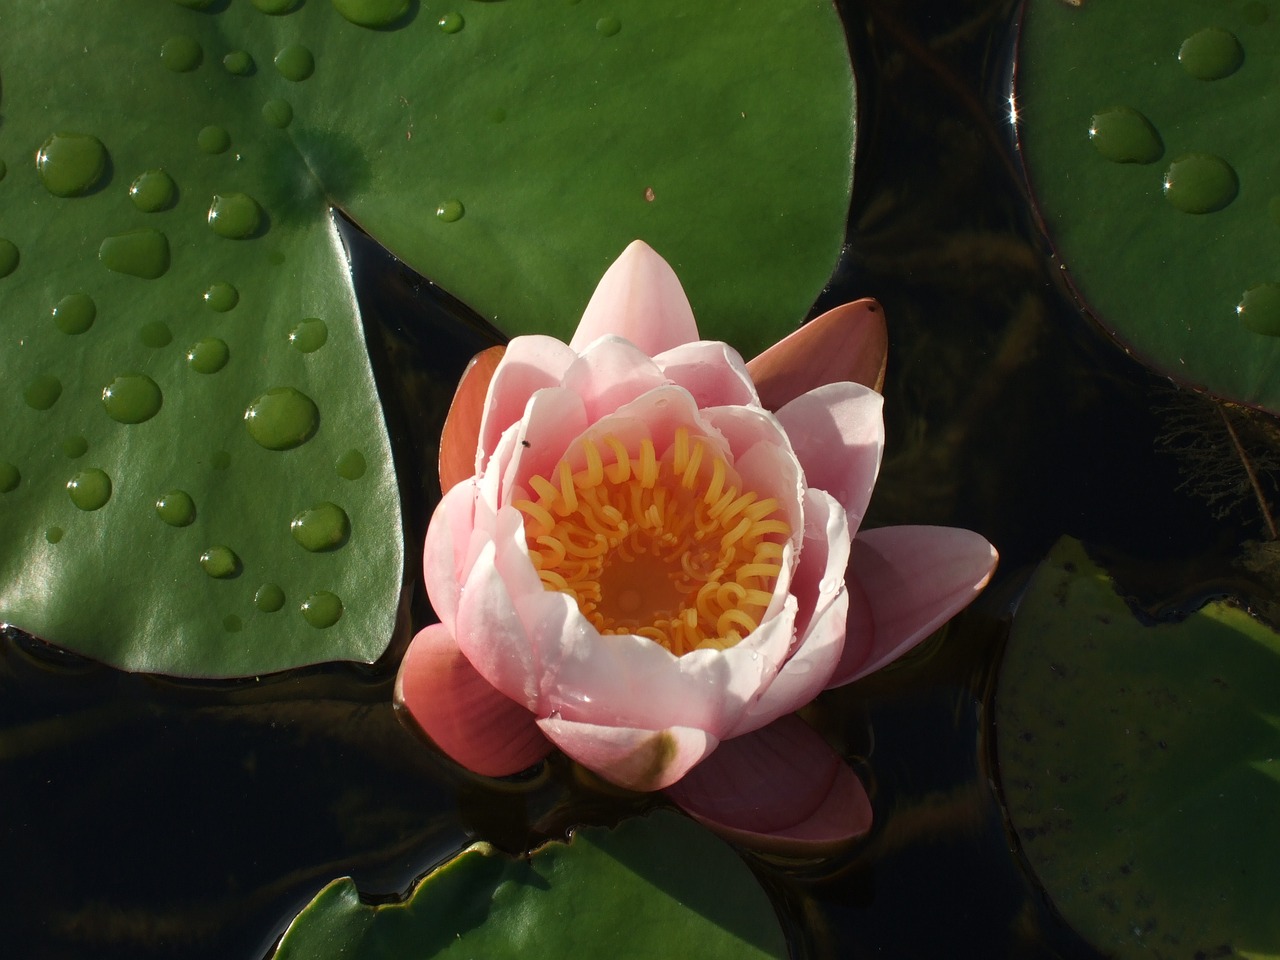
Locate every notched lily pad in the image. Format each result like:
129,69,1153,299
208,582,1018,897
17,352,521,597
273,811,788,960
996,537,1280,959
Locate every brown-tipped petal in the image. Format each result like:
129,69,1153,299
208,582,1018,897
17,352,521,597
439,345,505,493
746,299,888,412
665,715,873,856
396,622,552,777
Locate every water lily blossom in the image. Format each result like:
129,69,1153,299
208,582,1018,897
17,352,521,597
397,241,997,851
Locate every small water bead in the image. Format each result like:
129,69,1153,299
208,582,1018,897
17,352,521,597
139,321,173,348
251,0,298,11
203,281,239,312
1238,283,1280,335
0,239,19,278
244,387,319,450
52,293,96,334
156,489,197,526
24,375,62,411
223,51,254,75
288,318,328,353
160,35,202,72
290,502,351,552
1179,27,1243,80
62,435,88,458
1163,153,1238,214
0,462,19,493
262,99,294,129
197,125,231,155
1088,106,1162,164
274,44,314,81
436,199,464,222
300,590,343,628
254,583,285,612
46,527,64,544
36,133,108,197
596,17,622,36
128,169,177,212
186,337,230,374
224,614,244,632
333,0,409,28
99,228,170,278
208,193,263,239
335,448,366,480
67,468,111,510
102,373,163,424
211,450,231,470
439,12,464,33
200,545,240,578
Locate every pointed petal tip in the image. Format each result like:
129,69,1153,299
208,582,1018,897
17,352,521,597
571,240,699,356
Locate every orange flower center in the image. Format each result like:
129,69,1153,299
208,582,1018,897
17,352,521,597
514,427,791,656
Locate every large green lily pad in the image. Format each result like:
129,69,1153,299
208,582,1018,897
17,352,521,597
996,537,1280,959
273,810,787,960
1018,0,1280,413
0,1,854,675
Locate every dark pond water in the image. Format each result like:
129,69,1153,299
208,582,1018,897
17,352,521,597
2,1,1267,957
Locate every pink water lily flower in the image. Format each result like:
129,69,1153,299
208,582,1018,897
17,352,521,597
397,241,997,851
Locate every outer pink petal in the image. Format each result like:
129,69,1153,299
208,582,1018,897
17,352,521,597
538,715,717,791
746,298,889,412
440,345,505,493
653,340,759,408
570,241,699,356
395,624,552,777
477,335,578,472
422,478,478,636
560,336,666,425
826,525,998,688
665,715,873,855
775,382,884,534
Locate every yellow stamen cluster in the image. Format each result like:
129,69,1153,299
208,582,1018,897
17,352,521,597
513,427,791,656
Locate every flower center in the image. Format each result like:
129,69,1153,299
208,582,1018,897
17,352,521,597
514,427,791,656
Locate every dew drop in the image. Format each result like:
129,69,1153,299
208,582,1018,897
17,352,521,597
224,614,243,632
288,317,328,353
262,98,294,129
46,527,64,544
596,17,621,36
0,239,16,278
139,321,173,348
197,125,231,155
1163,153,1238,214
300,590,343,628
1178,27,1243,80
129,169,177,212
1238,283,1280,335
251,0,298,11
255,583,286,612
99,228,170,279
223,50,254,75
335,448,367,480
160,35,203,72
439,12,464,33
24,374,62,411
186,337,230,374
211,450,232,470
208,192,263,238
52,293,96,334
244,387,320,450
156,489,197,526
36,133,108,196
67,468,111,511
62,435,88,459
200,545,240,578
1087,106,1162,164
102,373,163,424
436,199,464,222
0,462,20,493
203,281,239,312
274,44,315,81
290,501,351,552
333,0,409,28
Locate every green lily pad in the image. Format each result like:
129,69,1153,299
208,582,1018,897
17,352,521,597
1018,1,1280,413
273,811,787,960
0,0,854,675
996,537,1280,959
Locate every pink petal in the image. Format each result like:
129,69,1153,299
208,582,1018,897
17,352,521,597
477,335,578,472
538,715,717,791
746,299,889,412
654,340,758,408
570,241,699,356
560,336,666,425
665,715,873,855
776,382,884,534
422,478,478,636
395,623,552,777
440,345,505,493
497,386,589,504
826,525,998,688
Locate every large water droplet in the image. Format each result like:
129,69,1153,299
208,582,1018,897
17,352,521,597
335,448,367,480
1179,27,1243,80
99,229,170,278
197,125,231,155
596,17,621,36
300,590,343,628
436,199,464,222
244,387,319,450
102,373,163,423
203,281,239,312
0,462,20,493
1238,283,1280,335
186,337,230,374
67,468,111,510
52,293,96,334
36,133,107,197
200,545,240,578
129,169,177,212
139,321,173,348
1088,106,1162,164
262,98,294,129
46,527,64,544
274,44,314,81
156,489,197,526
208,192,263,238
0,239,17,278
255,583,286,612
290,501,351,552
288,317,328,353
439,12,464,33
160,35,203,72
1163,153,1238,214
222,50,254,75
24,374,62,410
333,0,409,28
